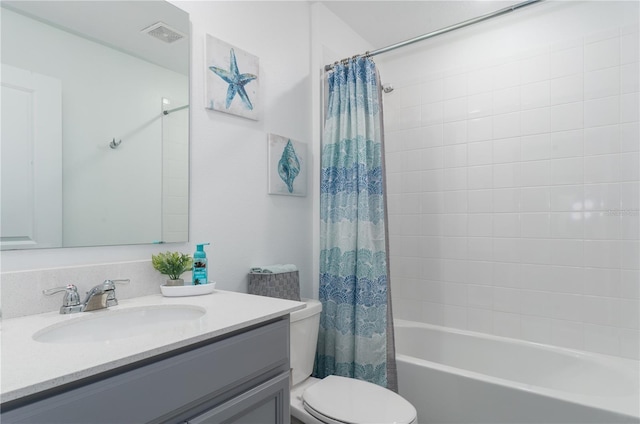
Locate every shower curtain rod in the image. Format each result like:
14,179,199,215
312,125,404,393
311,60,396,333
324,0,543,72
163,104,189,115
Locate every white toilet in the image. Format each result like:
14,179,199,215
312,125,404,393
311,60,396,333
290,299,417,424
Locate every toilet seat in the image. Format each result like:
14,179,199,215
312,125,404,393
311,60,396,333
302,375,417,424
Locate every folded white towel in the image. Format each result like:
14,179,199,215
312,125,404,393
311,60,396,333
250,264,298,274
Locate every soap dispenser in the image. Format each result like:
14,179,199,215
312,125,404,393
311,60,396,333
193,243,210,285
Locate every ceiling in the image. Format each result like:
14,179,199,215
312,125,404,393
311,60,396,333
319,1,525,50
2,1,189,75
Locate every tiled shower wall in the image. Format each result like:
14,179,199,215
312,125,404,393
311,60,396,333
385,26,639,359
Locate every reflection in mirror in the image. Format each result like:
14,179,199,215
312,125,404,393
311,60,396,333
0,1,189,250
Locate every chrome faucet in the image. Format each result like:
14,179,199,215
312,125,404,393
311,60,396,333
44,279,130,314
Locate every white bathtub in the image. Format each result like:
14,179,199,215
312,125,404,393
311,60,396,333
394,319,640,423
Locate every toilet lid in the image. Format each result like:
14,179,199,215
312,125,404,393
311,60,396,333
302,375,417,424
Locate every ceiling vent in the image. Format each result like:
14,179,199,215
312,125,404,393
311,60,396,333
141,22,185,44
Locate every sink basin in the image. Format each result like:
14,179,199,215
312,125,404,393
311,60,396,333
33,305,206,343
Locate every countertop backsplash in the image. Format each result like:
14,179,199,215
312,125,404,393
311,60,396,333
1,260,165,319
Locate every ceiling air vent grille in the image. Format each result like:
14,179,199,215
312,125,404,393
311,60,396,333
141,22,185,44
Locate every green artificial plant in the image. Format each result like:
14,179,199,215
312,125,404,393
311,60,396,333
151,251,193,280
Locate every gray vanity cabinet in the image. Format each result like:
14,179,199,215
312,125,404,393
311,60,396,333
1,317,291,424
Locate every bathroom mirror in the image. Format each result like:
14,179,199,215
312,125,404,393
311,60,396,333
0,1,189,250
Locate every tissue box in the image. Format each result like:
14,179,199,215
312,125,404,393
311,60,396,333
248,271,300,301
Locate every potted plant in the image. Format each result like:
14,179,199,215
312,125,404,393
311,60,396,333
151,251,193,286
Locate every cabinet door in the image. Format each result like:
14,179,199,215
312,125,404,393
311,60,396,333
187,371,290,424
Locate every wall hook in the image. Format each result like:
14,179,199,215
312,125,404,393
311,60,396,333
109,138,122,149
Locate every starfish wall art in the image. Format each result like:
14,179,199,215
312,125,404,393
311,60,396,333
205,34,259,120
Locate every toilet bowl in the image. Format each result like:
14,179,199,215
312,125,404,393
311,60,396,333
290,299,417,424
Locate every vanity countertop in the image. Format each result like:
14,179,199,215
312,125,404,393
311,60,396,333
0,290,305,403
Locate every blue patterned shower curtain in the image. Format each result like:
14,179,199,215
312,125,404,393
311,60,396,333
314,57,397,390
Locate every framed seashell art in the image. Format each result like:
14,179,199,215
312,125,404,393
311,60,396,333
268,133,307,196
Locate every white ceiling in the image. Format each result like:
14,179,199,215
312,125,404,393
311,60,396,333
2,1,189,75
319,1,524,50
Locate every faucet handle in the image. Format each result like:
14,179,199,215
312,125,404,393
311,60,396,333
43,284,81,312
103,279,130,307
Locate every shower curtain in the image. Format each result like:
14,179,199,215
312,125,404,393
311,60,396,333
314,56,397,391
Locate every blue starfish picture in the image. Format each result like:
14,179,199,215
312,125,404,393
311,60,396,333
209,48,257,111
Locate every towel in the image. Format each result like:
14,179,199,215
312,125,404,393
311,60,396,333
250,264,298,274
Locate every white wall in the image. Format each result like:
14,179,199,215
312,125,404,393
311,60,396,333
1,8,188,247
383,1,640,359
1,1,314,301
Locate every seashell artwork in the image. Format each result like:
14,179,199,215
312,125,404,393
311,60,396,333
278,140,301,193
268,134,307,196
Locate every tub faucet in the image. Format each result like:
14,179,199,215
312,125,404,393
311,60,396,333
43,279,130,314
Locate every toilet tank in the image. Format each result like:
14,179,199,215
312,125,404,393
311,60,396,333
290,298,322,386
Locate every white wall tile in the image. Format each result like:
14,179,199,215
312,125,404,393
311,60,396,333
493,87,520,115
519,160,550,187
584,67,620,100
550,46,583,78
521,134,551,161
585,97,620,128
551,103,584,132
551,129,584,158
468,189,493,213
584,211,620,239
493,188,520,212
468,214,493,237
493,163,521,188
620,122,639,152
443,97,468,122
385,21,639,360
468,237,493,261
620,62,639,94
521,107,551,136
444,144,468,168
520,53,550,84
620,92,639,123
493,213,520,238
468,141,493,165
584,37,620,71
551,157,584,185
584,183,620,211
468,165,493,189
520,187,551,212
493,137,520,164
444,167,468,190
584,125,620,156
550,74,583,105
549,239,584,267
468,117,493,142
421,102,444,126
493,262,521,288
493,61,520,89
584,154,621,184
444,73,468,99
521,315,551,343
467,261,494,285
620,32,639,64
468,92,493,118
421,79,444,103
551,212,584,239
584,324,620,356
521,81,550,110
521,213,551,238
443,120,467,145
467,67,494,95
467,308,494,332
493,112,520,139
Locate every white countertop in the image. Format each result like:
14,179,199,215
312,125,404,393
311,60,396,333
1,290,305,403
